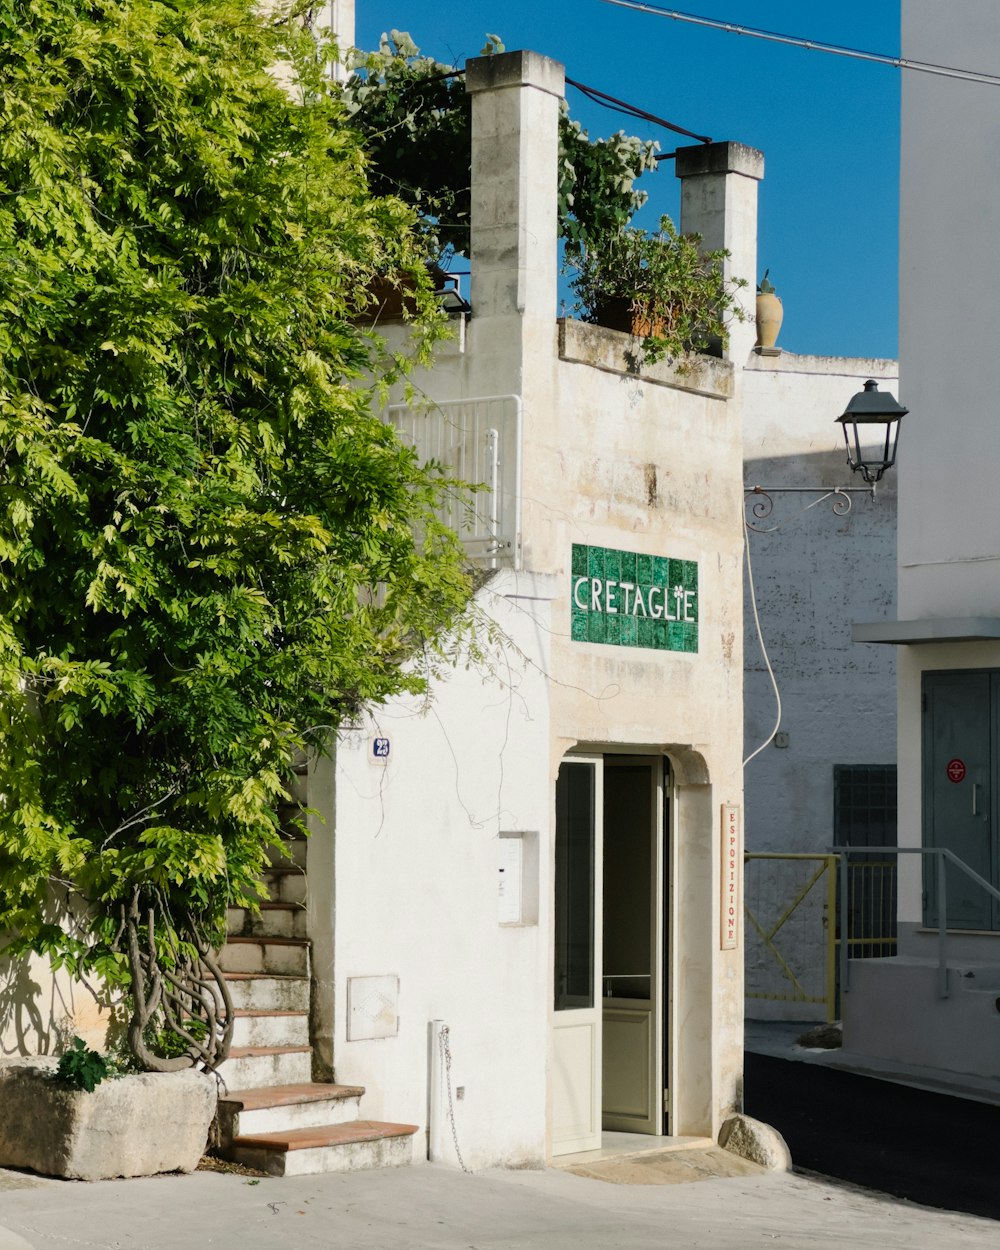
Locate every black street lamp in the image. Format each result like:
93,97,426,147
836,378,908,485
745,378,908,532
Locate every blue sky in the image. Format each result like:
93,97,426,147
353,2,900,361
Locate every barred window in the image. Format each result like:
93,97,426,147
834,764,897,848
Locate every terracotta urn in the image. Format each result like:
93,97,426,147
755,271,783,350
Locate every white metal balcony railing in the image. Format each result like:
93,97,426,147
835,846,1000,1000
386,395,522,570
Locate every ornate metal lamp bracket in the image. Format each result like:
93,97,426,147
744,484,875,534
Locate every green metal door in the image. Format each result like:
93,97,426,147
923,671,999,930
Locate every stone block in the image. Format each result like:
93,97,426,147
0,1059,217,1181
718,1113,791,1171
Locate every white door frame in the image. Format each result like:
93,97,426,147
551,756,603,1155
601,756,664,1135
550,752,673,1154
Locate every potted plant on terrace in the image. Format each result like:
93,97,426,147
341,31,660,274
565,214,747,367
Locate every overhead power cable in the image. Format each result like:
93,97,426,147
353,64,712,150
600,0,1000,88
565,76,712,144
354,63,709,144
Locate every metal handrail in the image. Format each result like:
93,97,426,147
832,846,1000,999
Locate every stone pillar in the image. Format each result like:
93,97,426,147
465,51,564,324
675,142,764,365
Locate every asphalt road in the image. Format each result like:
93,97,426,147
745,1051,1000,1222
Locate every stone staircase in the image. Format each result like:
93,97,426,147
212,785,418,1177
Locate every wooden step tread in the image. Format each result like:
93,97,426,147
225,935,310,946
220,1083,365,1111
232,1008,307,1019
233,1120,419,1153
228,1045,311,1059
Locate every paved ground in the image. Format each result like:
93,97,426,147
745,1021,1000,1221
746,1050,1000,1221
562,1144,765,1185
1,1158,997,1250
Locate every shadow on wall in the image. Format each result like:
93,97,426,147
0,949,108,1058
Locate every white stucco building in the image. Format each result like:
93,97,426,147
0,43,764,1174
5,14,910,1170
842,0,1000,1084
308,51,759,1168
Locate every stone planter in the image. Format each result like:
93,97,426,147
0,1059,217,1181
592,296,666,340
353,265,446,324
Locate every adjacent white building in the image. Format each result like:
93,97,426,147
843,0,1000,1083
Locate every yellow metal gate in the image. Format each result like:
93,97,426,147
744,853,838,1023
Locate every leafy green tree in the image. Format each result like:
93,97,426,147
0,0,471,1066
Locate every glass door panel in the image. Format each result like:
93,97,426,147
552,759,603,1155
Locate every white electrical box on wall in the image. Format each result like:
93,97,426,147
498,831,539,926
498,835,523,924
347,974,399,1041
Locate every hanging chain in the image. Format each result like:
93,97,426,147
438,1024,470,1173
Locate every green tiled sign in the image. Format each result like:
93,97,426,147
570,543,698,653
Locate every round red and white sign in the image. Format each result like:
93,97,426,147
946,758,967,784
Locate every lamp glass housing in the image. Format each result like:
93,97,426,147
836,379,908,485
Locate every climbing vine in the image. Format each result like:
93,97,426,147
0,0,472,1068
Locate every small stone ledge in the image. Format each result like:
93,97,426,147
558,318,734,399
743,349,897,377
719,1113,791,1172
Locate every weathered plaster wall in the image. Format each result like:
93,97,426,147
740,353,898,1019
328,576,555,1170
0,954,109,1059
337,335,746,1156
330,52,753,1158
743,354,898,849
676,143,762,364
543,324,745,1133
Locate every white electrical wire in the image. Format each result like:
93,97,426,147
742,525,782,769
601,1,1000,88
